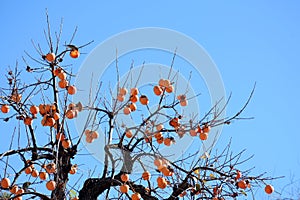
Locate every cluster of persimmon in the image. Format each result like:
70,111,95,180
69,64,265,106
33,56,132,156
119,173,141,200
1,178,24,200
65,102,83,120
189,124,211,141
84,129,99,143
52,67,77,95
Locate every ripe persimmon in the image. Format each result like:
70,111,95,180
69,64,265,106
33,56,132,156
165,85,174,93
238,180,247,189
39,171,48,180
1,104,10,113
62,139,71,149
30,105,39,114
199,132,208,141
169,117,180,128
164,138,172,146
46,180,56,191
70,49,80,58
189,129,197,137
53,112,60,121
58,72,67,80
121,173,129,182
156,124,164,131
10,185,19,194
125,130,132,138
58,79,69,89
140,95,149,105
25,166,33,174
157,176,167,189
24,117,33,126
203,125,211,133
131,193,141,200
117,94,125,102
91,131,99,139
265,184,274,194
235,170,242,180
120,184,129,193
45,53,56,62
130,88,139,96
31,169,39,177
156,136,164,144
130,95,139,103
142,171,151,180
129,103,137,111
67,85,77,95
119,87,128,95
1,178,10,188
153,85,163,96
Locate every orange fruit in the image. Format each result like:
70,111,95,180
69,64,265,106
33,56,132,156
58,79,69,89
67,85,77,95
203,125,211,133
66,110,76,119
56,133,65,141
58,72,67,80
1,104,10,113
169,117,180,128
139,95,149,105
39,171,48,180
265,184,274,194
238,180,247,189
189,129,197,137
25,166,33,174
199,132,208,141
164,138,172,146
156,136,164,144
117,94,125,102
30,105,39,114
121,173,129,182
45,53,56,62
130,88,139,95
46,180,56,191
180,100,188,106
120,184,129,193
153,85,163,96
129,103,137,111
125,130,132,138
130,95,139,103
24,117,33,126
156,124,164,131
119,87,128,95
31,169,39,177
91,131,99,139
62,139,71,149
131,193,141,200
165,85,174,93
236,170,242,180
10,185,19,194
53,112,60,121
70,49,80,58
142,171,151,180
1,177,10,188
53,67,62,76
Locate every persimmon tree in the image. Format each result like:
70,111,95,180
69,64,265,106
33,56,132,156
0,16,279,200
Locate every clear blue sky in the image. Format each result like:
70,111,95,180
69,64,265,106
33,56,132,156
1,1,300,199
